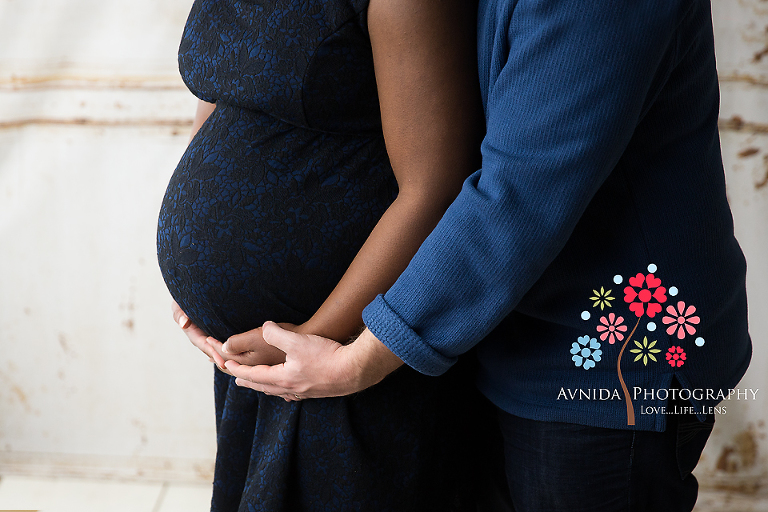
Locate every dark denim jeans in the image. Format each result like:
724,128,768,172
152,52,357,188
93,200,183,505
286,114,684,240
495,406,714,512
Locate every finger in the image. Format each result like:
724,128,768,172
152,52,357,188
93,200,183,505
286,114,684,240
209,337,251,365
233,377,296,398
206,339,235,375
261,321,303,353
196,340,218,361
184,324,210,350
208,342,228,371
225,359,288,389
222,327,263,355
182,326,220,363
206,336,227,357
205,338,232,375
171,300,191,329
233,377,267,393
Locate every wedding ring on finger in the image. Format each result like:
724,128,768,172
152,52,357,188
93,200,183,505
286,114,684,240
294,394,301,401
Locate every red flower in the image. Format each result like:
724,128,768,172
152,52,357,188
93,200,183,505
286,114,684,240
596,313,628,345
662,301,700,340
623,273,667,318
666,346,686,368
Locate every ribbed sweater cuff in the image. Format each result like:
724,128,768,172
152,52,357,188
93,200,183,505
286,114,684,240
362,295,455,376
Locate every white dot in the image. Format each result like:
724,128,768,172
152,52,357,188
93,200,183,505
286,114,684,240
613,275,623,284
669,286,678,296
581,311,591,321
647,322,656,331
695,337,705,347
648,263,658,273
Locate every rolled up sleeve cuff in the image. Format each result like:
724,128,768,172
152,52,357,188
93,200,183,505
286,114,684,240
362,294,456,376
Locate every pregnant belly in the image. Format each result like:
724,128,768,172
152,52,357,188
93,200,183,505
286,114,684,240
157,105,395,340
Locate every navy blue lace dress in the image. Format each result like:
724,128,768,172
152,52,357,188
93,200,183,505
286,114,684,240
157,1,488,510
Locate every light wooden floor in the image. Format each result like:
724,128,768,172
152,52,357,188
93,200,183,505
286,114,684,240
0,476,211,512
0,475,766,512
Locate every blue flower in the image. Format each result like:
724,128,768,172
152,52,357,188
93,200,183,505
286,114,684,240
570,335,602,370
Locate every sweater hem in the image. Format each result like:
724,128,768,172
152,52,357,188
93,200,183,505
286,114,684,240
362,295,456,376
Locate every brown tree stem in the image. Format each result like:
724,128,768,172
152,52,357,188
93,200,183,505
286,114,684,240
617,317,642,425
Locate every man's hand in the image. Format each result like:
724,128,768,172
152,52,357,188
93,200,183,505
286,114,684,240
224,322,404,401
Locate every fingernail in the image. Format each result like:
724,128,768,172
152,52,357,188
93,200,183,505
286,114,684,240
178,315,188,329
221,342,230,354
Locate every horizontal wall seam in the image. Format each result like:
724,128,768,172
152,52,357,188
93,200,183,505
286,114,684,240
2,116,764,134
0,75,186,91
0,118,193,130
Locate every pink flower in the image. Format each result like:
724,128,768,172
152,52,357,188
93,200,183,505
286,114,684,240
623,273,667,318
662,301,700,340
666,346,687,368
596,313,628,345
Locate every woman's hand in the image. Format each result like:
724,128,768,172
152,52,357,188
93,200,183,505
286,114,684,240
170,301,238,376
172,300,289,373
171,300,230,372
207,325,288,368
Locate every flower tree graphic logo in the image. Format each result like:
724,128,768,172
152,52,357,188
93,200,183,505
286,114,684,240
575,264,706,425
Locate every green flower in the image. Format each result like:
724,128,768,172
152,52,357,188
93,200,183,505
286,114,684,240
590,286,614,310
629,337,662,366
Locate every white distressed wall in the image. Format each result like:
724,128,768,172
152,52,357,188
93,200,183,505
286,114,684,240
0,0,215,481
0,0,766,493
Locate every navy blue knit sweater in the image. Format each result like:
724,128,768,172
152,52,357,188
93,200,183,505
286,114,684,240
362,0,751,431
